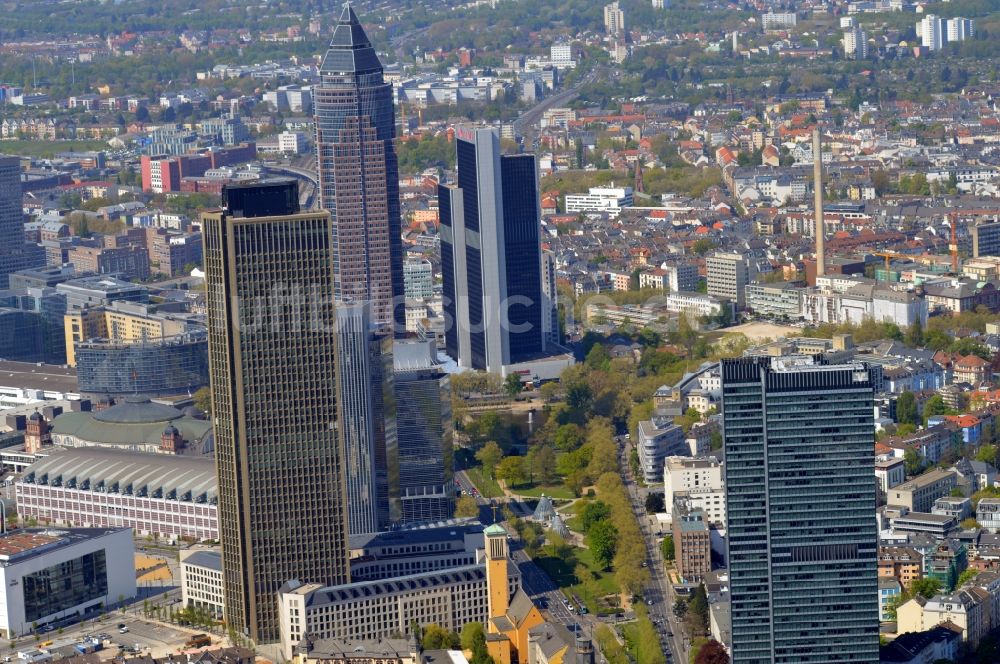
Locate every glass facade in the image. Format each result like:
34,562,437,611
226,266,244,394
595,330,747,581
721,357,880,664
23,550,108,623
75,333,208,397
203,183,349,643
0,155,25,289
500,154,544,362
314,7,403,333
395,369,453,523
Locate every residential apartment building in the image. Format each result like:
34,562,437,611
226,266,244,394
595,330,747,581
636,418,686,484
673,499,711,583
887,469,958,513
664,456,725,525
721,356,880,662
603,2,625,36
898,587,992,648
878,546,924,588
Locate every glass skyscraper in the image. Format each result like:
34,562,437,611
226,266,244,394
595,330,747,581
314,6,404,333
335,302,398,535
0,155,25,289
202,180,350,643
721,356,880,664
439,128,546,373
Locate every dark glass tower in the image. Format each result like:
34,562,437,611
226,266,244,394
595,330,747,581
439,128,546,373
0,155,25,289
202,180,350,643
721,356,880,663
314,6,404,334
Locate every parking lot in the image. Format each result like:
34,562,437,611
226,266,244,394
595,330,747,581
0,614,216,660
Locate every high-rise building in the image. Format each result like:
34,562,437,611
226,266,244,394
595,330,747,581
335,302,397,535
403,258,434,299
314,6,404,333
917,14,945,50
202,180,350,643
706,252,754,309
843,26,868,59
541,249,561,347
721,356,880,663
946,17,975,42
603,1,625,37
0,155,25,289
972,221,1000,258
438,127,546,373
392,339,454,523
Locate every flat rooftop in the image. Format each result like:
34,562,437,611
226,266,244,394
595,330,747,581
0,532,61,558
0,527,127,563
0,360,78,393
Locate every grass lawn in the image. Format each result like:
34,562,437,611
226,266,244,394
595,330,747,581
534,545,622,616
464,466,502,499
0,139,110,158
511,484,575,500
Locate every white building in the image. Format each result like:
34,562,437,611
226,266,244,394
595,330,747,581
0,528,135,637
180,547,224,619
946,17,975,42
665,291,730,318
843,26,869,59
706,252,754,309
603,2,625,37
403,259,434,300
564,186,633,214
917,14,945,51
278,131,308,155
664,456,725,526
636,418,686,484
549,43,575,68
762,12,797,30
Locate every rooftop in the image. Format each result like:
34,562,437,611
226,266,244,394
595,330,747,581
0,527,127,563
0,360,78,393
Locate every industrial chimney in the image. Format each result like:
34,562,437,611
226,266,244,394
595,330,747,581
813,128,825,277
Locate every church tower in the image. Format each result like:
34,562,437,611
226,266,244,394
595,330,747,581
484,523,510,621
24,412,50,455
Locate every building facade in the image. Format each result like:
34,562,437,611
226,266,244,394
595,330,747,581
439,128,546,373
202,180,350,643
314,6,404,332
706,253,753,309
0,155,25,289
721,356,880,663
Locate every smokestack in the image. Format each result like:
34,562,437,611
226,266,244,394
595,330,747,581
813,128,825,278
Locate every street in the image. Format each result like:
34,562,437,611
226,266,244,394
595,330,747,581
618,441,689,663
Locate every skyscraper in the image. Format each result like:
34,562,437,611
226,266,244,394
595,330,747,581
393,339,454,523
439,127,546,373
202,180,350,643
314,6,404,333
335,302,398,534
603,1,625,37
0,155,25,289
721,356,880,663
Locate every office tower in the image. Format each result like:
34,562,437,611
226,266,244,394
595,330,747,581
540,249,561,347
393,339,454,523
0,155,25,289
972,221,1000,258
335,302,398,535
403,258,434,299
314,5,404,333
916,14,945,51
603,1,624,37
721,356,880,663
439,128,546,373
706,252,754,309
843,26,868,59
202,180,350,643
946,17,975,42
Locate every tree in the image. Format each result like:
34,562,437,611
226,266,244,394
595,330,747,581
460,623,486,652
422,624,460,650
553,423,584,451
896,391,918,427
957,568,979,588
580,500,612,532
496,456,527,487
192,386,212,416
660,535,675,561
503,373,523,399
905,320,924,347
476,441,504,478
910,577,942,599
586,520,618,570
645,492,665,514
694,640,730,664
673,598,687,619
528,444,557,485
135,105,150,122
687,584,709,636
455,495,479,518
960,517,981,530
977,444,998,466
923,395,952,423
904,448,924,477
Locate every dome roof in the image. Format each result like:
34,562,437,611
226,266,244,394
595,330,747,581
28,411,42,421
163,424,179,435
93,396,183,425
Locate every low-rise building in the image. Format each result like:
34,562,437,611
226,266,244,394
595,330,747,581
180,547,224,619
978,498,1000,533
878,546,924,587
898,586,992,648
0,528,135,637
888,469,958,513
879,577,901,622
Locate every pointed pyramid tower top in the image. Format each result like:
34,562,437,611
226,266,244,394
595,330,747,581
320,2,383,75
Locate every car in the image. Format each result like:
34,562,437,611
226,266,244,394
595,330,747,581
117,624,126,630
118,627,129,634
647,599,654,606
